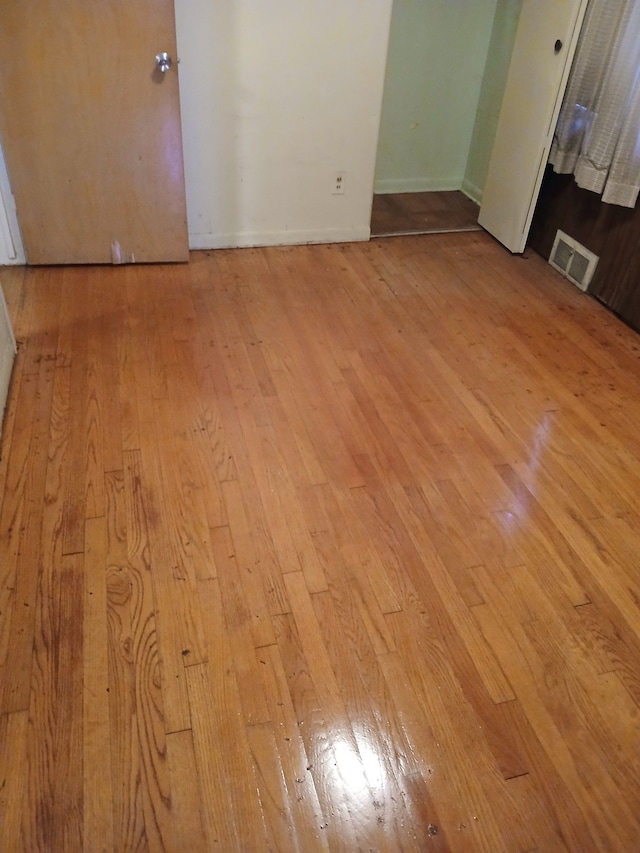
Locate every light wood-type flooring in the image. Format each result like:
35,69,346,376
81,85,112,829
1,233,640,852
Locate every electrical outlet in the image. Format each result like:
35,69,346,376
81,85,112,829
332,171,346,195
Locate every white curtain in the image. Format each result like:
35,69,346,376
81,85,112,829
549,0,640,208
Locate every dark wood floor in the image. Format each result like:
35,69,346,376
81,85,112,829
371,190,481,237
1,234,640,851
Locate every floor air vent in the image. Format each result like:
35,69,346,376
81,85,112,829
549,230,599,292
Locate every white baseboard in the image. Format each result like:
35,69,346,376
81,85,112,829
0,336,15,422
373,176,464,195
189,225,371,251
461,178,483,205
0,286,17,436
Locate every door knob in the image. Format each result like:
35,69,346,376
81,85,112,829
155,52,172,73
554,39,563,54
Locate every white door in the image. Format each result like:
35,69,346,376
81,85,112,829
478,0,589,253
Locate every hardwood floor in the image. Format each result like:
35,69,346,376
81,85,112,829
370,191,481,237
1,233,640,852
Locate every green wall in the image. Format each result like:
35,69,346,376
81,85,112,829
463,0,523,202
374,0,522,202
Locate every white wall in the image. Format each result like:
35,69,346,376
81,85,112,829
374,0,498,195
463,0,522,203
0,142,25,266
174,0,393,249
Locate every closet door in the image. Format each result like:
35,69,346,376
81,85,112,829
478,0,589,253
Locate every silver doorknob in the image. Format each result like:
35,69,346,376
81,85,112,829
155,52,172,73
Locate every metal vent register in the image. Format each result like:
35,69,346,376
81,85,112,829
549,230,599,292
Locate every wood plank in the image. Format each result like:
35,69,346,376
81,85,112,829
208,525,272,724
310,589,426,850
61,270,89,555
0,709,29,852
108,453,178,851
165,729,209,851
271,609,365,851
2,236,640,851
133,436,207,733
245,721,305,852
255,642,330,852
188,575,270,851
0,360,56,713
24,552,84,851
378,639,511,853
83,516,115,852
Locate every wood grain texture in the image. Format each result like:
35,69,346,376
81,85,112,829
1,233,640,851
0,1,188,264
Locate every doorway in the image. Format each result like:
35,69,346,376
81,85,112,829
371,0,521,238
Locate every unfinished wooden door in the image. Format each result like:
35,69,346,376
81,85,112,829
478,0,589,253
0,1,189,265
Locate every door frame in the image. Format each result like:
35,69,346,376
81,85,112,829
0,141,24,266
